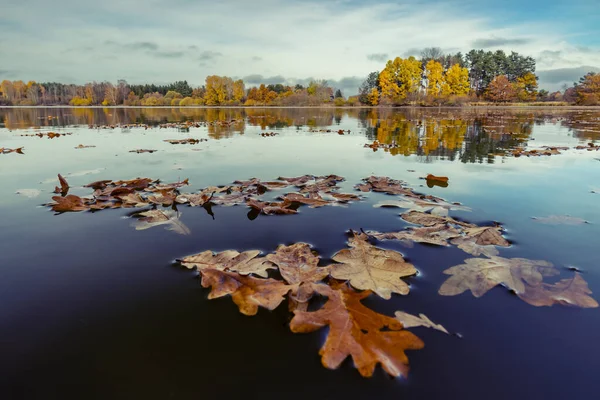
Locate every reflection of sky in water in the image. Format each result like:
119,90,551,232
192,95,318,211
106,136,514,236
1,107,599,399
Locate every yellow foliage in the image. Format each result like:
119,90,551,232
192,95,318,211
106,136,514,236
514,72,538,102
367,88,379,106
443,64,470,96
425,60,445,97
204,75,234,105
69,96,92,106
378,57,422,104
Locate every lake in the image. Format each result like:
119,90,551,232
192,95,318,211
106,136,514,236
1,107,599,400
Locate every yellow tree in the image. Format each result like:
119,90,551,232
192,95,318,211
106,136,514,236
443,64,470,96
204,76,233,105
232,80,245,103
378,56,422,103
514,72,538,101
425,60,445,97
576,72,600,105
367,88,379,105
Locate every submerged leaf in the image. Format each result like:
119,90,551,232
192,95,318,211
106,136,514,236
329,231,417,299
290,283,424,377
200,269,292,316
401,210,474,228
438,256,558,298
518,273,599,308
531,215,588,225
132,209,190,235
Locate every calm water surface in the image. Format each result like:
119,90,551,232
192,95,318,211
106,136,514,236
1,107,599,399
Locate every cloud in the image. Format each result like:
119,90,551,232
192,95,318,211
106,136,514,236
251,56,262,61
0,69,16,79
155,51,185,58
366,53,388,62
105,41,159,52
537,66,599,85
242,74,287,85
472,36,531,48
198,50,223,62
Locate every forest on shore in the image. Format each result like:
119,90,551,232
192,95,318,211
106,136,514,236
1,48,599,107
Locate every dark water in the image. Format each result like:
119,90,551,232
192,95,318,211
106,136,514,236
1,107,599,400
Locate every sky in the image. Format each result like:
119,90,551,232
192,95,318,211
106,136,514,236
1,0,599,94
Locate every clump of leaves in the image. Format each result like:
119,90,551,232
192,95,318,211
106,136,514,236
369,211,509,257
163,138,203,144
179,237,429,377
20,132,72,138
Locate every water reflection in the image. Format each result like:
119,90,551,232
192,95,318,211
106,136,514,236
1,107,598,163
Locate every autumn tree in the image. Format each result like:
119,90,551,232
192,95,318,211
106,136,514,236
443,64,470,96
378,57,422,104
575,72,600,105
367,88,380,106
485,75,516,102
204,75,234,105
232,80,245,103
514,72,538,101
425,60,445,97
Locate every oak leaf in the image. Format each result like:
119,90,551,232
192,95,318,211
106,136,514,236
438,256,558,298
449,226,510,257
53,174,70,194
329,231,417,299
518,273,599,308
200,269,292,316
394,311,449,334
132,209,190,235
401,210,474,228
289,283,424,377
49,194,90,212
368,224,461,247
180,249,275,278
246,199,297,215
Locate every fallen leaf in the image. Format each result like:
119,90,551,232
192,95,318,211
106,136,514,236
329,231,417,299
53,174,70,194
518,273,599,308
0,147,25,154
438,256,558,298
200,269,292,316
164,138,201,144
49,194,90,212
289,282,424,377
368,224,461,247
394,311,449,334
266,243,330,307
75,144,96,149
180,249,275,278
449,226,510,257
129,149,157,153
84,180,113,190
132,209,190,235
147,190,177,206
401,210,474,228
279,193,331,208
531,215,588,225
246,199,297,215
176,193,212,207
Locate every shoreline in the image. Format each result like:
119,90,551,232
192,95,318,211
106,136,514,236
2,105,600,110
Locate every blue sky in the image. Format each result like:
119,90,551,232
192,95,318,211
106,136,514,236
1,0,599,93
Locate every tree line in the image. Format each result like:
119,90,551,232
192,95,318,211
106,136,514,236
1,47,599,106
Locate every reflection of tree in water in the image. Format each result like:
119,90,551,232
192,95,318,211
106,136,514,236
361,109,533,163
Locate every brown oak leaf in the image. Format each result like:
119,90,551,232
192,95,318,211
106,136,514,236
329,231,417,299
290,283,424,377
518,273,599,308
200,269,292,316
180,249,275,278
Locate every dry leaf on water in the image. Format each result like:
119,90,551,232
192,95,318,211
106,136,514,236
266,243,330,308
368,224,462,247
200,269,292,316
49,194,90,212
53,174,70,194
290,283,424,377
394,311,449,334
132,209,190,235
75,144,96,149
129,149,157,154
175,193,212,207
449,226,510,257
164,138,201,144
1,147,25,154
374,198,469,217
329,231,417,299
246,199,297,215
180,249,275,278
401,210,474,228
531,215,588,225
